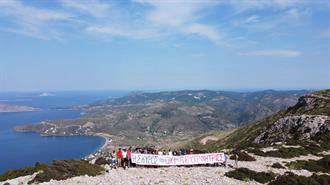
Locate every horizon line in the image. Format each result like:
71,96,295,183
0,87,328,93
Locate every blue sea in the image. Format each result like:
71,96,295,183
0,91,127,174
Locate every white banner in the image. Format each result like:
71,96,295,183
131,153,225,166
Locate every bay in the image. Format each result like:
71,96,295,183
0,91,126,173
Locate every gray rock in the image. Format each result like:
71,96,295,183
254,115,329,144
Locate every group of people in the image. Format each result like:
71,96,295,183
107,147,195,169
106,147,232,169
133,147,196,156
109,147,132,169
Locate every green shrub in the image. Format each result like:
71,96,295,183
30,160,104,184
94,157,110,165
286,155,330,173
230,151,256,161
269,172,330,185
225,168,276,183
0,162,48,182
271,162,285,169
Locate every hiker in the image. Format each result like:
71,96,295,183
223,153,228,167
117,148,123,168
168,149,173,156
181,149,187,155
218,153,227,167
122,148,127,169
110,150,117,169
233,152,239,168
127,147,132,168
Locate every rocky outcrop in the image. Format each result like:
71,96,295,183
253,90,330,145
254,115,329,144
286,90,330,116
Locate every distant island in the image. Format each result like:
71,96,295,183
39,92,56,97
0,104,39,113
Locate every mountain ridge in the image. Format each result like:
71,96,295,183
15,90,308,146
176,90,330,157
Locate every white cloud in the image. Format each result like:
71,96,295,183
0,0,73,39
136,0,207,27
232,7,311,34
225,0,301,12
132,0,221,43
85,0,221,43
245,15,259,23
0,0,72,22
60,0,110,17
182,23,221,43
0,0,326,46
240,49,302,57
86,25,158,39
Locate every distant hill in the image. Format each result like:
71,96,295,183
16,90,308,146
178,90,330,157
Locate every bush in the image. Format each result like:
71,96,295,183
30,160,104,184
271,162,285,169
225,168,276,183
230,151,256,161
286,155,330,173
269,172,330,185
0,162,48,182
94,157,110,165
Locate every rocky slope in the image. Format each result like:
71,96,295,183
15,90,306,146
179,90,330,155
254,115,329,144
3,153,329,185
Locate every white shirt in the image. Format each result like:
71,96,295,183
122,151,127,158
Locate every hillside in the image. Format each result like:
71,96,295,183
16,90,307,146
180,90,330,157
3,90,330,185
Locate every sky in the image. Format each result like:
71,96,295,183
0,0,329,92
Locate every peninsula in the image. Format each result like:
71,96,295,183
0,104,39,113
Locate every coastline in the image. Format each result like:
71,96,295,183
93,133,111,151
83,132,112,160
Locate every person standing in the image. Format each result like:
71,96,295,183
111,150,117,169
122,148,127,169
117,148,123,168
233,152,239,168
168,149,173,156
127,147,132,168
